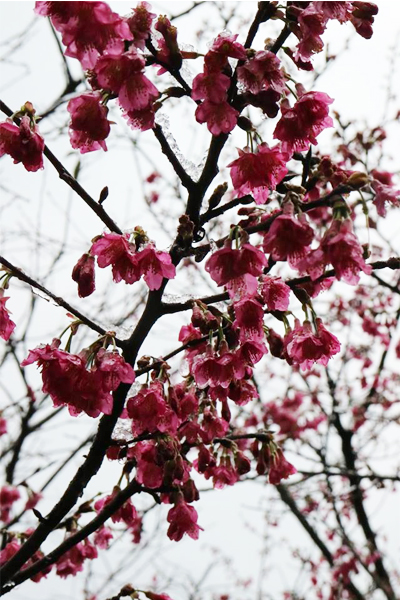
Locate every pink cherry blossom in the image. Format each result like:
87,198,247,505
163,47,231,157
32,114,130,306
228,143,288,204
90,233,140,284
205,242,267,287
95,492,138,527
260,275,290,311
0,416,7,436
192,344,246,389
350,2,378,39
67,92,111,153
136,245,176,290
0,485,20,522
0,290,16,341
94,526,113,549
55,538,98,578
0,115,44,172
371,180,400,217
127,382,179,435
313,2,353,22
72,253,96,298
210,33,247,60
126,1,156,50
21,340,134,418
285,318,340,371
35,2,133,69
268,448,297,484
295,4,327,61
262,209,314,268
129,441,164,488
167,499,203,541
233,297,265,341
195,100,239,136
273,90,334,154
192,71,231,103
237,50,286,94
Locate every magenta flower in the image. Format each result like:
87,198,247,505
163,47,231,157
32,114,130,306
0,485,20,523
136,245,176,291
90,233,140,284
237,50,286,94
313,2,353,22
127,382,179,436
210,32,247,60
130,441,164,488
126,1,156,50
350,2,379,39
0,417,7,436
195,100,238,136
285,318,340,371
233,297,265,341
167,499,203,542
0,290,16,341
273,90,334,154
205,242,267,287
95,492,138,527
72,253,96,298
228,143,288,204
260,276,291,311
268,448,297,484
262,209,314,268
94,526,113,549
35,1,133,69
21,340,134,418
67,92,111,153
192,71,231,103
55,538,97,579
0,116,44,172
192,344,246,389
371,180,400,217
300,219,372,285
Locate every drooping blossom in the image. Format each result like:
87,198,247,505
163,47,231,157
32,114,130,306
55,538,98,578
67,92,111,153
232,297,265,341
294,4,328,62
95,490,138,528
90,233,140,284
285,318,340,371
299,219,372,285
192,71,231,103
35,2,133,69
350,2,379,39
268,447,297,484
0,115,44,172
0,485,20,522
195,100,239,136
129,441,164,488
0,416,7,436
167,498,203,542
205,242,267,288
0,290,16,341
94,526,113,549
260,275,290,311
210,32,247,61
136,245,176,291
192,344,246,389
371,180,400,217
228,143,288,204
0,538,51,582
72,253,96,298
126,1,156,49
262,206,314,268
273,89,334,154
94,51,159,114
127,382,179,436
21,339,135,418
237,50,286,94
312,2,353,22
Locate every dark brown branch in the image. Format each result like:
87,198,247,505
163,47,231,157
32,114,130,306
276,484,365,600
0,256,120,344
1,479,163,593
0,100,122,235
153,125,195,191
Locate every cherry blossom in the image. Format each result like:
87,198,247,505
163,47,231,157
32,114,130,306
67,92,111,153
0,115,44,172
228,143,288,204
273,89,334,154
262,207,314,268
238,50,286,94
0,290,16,341
167,498,203,541
71,254,96,298
285,318,340,371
